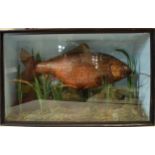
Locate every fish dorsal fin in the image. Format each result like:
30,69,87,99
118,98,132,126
66,43,91,55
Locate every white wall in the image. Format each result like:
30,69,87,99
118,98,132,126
136,35,151,117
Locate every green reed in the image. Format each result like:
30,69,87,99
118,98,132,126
33,75,52,112
14,51,64,112
16,64,23,112
51,81,63,100
101,79,113,101
115,49,138,100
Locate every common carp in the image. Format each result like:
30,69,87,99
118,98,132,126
35,44,131,89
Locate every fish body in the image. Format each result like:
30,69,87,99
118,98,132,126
35,44,131,89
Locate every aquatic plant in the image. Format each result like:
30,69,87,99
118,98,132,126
33,75,52,111
13,49,65,113
34,74,63,100
31,48,42,62
115,49,138,100
13,76,48,112
35,52,42,62
103,80,113,100
16,64,23,112
31,48,34,58
33,75,63,100
98,79,114,102
13,75,64,112
51,80,63,100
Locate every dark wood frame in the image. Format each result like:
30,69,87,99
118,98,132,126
0,28,155,127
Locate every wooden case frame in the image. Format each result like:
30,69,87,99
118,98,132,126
0,28,154,127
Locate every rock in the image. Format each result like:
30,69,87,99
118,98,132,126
87,87,137,103
62,89,82,101
87,90,105,102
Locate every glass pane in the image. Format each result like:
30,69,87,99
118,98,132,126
4,33,150,122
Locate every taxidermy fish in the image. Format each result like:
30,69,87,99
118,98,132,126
35,43,131,89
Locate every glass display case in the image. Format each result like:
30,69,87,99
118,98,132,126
0,29,154,126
